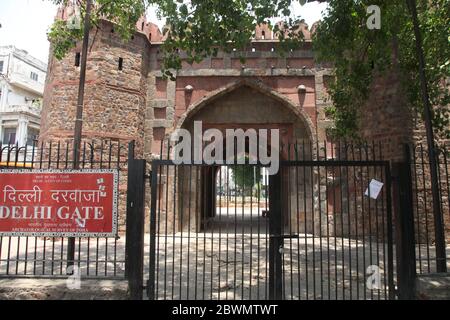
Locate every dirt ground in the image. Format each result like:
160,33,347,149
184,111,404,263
1,209,448,300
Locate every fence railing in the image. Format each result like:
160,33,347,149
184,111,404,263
0,140,129,279
1,138,448,299
144,140,397,300
410,143,450,274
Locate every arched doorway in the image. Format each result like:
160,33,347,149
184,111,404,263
148,83,397,299
177,82,315,235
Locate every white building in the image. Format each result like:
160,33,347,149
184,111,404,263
0,46,47,148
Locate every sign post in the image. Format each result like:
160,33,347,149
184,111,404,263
0,170,118,237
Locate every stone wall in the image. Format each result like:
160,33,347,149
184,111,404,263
411,142,450,245
359,70,414,162
41,20,150,156
41,20,151,232
358,67,449,244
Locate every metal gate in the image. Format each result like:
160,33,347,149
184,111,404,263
145,142,396,300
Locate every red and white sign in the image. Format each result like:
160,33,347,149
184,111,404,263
0,169,119,237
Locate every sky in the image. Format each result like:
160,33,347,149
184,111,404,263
0,0,328,64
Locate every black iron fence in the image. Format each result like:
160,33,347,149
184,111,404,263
0,140,128,279
145,141,396,300
1,138,448,300
410,143,450,274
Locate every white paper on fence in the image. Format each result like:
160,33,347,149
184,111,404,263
364,179,384,199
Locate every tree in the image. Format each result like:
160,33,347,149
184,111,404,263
312,0,449,273
231,165,262,195
313,0,449,139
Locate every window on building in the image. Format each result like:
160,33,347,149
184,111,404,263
26,128,39,146
75,52,81,67
0,61,3,73
30,71,39,81
2,128,17,145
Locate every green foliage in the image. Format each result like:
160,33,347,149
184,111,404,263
400,0,450,139
48,0,148,58
48,19,84,60
154,0,308,78
314,0,450,139
231,165,262,192
47,0,309,80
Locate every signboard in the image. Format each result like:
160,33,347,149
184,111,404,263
0,169,119,237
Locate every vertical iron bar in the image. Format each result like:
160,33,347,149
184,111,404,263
420,144,431,272
68,0,93,270
241,164,245,300
331,143,338,299
171,165,177,299
295,143,302,299
211,167,215,300
147,161,159,300
338,142,346,300
360,145,367,299
257,164,261,300
286,145,292,300
226,165,230,300
412,145,422,274
392,145,415,299
324,142,331,299
179,166,185,299
407,0,446,272
186,165,193,299
194,166,200,300
269,169,283,300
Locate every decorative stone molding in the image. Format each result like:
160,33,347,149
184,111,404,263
151,119,172,128
150,99,173,109
175,78,317,144
152,68,323,78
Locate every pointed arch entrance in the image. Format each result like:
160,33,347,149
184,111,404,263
176,80,315,233
177,79,315,143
